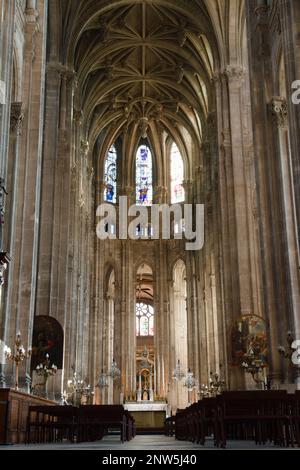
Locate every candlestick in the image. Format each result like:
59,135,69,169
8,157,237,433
4,332,31,390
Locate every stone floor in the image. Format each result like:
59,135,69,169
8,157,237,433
1,435,295,450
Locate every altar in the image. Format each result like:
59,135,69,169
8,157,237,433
124,402,169,429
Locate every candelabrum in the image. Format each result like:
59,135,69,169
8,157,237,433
4,332,31,390
241,348,267,388
209,370,226,396
108,358,121,381
67,371,94,405
198,383,210,399
172,359,186,381
197,370,226,399
34,353,57,398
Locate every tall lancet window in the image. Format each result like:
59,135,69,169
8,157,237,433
104,145,117,203
136,302,154,336
171,142,185,203
136,144,153,206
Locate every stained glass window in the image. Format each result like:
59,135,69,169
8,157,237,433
171,142,185,203
136,145,153,206
136,302,154,336
104,145,117,203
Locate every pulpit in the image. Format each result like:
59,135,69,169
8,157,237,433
0,388,56,444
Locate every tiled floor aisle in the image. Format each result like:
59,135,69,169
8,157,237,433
0,435,289,450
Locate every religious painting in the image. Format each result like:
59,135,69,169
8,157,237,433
31,315,64,370
231,314,268,365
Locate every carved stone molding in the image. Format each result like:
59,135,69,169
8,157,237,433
211,72,221,85
80,139,89,157
270,97,288,128
223,66,246,85
10,102,24,135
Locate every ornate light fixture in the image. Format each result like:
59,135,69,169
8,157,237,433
198,383,210,399
184,369,196,391
67,370,93,405
35,353,57,398
4,332,31,390
108,358,121,381
172,359,185,381
241,347,267,386
97,369,109,389
209,370,226,396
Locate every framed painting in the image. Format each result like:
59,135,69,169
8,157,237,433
31,315,63,370
231,314,268,366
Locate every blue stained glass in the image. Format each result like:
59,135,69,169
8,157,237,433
136,145,153,206
104,145,117,203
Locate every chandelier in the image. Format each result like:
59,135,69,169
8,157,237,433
198,383,210,399
209,370,226,395
97,369,109,389
35,353,57,398
4,332,31,390
241,346,266,386
172,359,185,381
108,358,121,381
67,370,93,405
35,353,57,379
184,369,196,391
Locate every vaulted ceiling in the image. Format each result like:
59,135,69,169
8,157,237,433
59,0,221,166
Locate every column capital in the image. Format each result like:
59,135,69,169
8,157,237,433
222,66,246,85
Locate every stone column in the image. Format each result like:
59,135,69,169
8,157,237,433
0,0,15,179
270,96,300,357
280,0,300,251
4,2,48,388
246,0,297,386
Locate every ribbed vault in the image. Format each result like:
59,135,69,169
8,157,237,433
62,0,219,168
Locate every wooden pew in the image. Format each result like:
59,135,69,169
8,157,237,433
78,405,131,443
26,405,78,444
